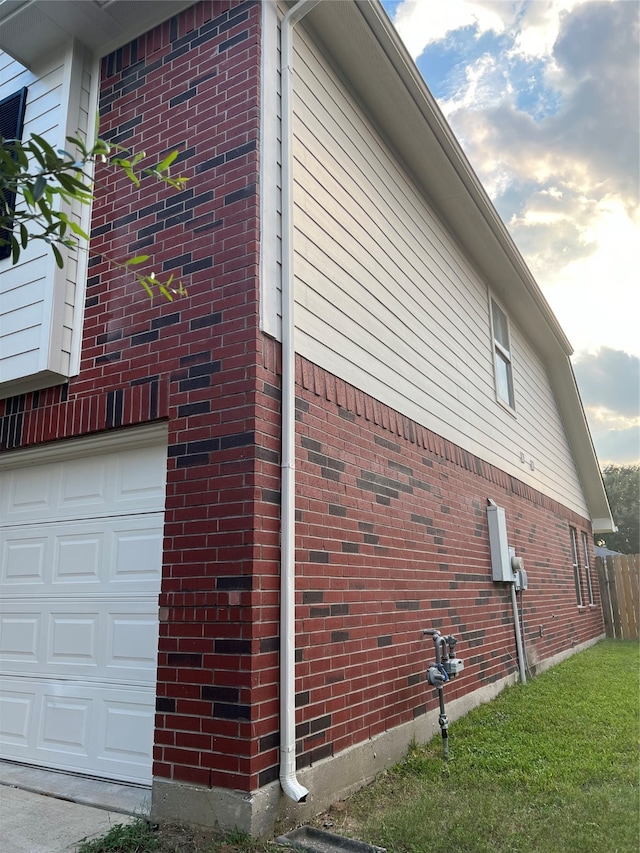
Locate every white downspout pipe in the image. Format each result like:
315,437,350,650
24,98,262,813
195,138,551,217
279,0,320,803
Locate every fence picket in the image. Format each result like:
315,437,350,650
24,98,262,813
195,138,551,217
595,554,639,640
596,558,614,637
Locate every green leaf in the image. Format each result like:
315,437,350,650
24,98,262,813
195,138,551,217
124,255,150,267
66,136,88,157
156,150,179,172
67,220,89,240
27,142,46,168
11,234,20,264
30,133,59,163
32,174,47,202
37,199,53,224
139,277,153,299
51,244,64,268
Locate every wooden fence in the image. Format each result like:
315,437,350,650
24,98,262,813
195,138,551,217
595,554,639,640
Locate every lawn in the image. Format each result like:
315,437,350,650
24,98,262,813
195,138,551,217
80,639,640,853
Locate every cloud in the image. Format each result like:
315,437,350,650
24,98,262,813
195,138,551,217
442,1,639,205
389,0,640,362
393,0,507,59
573,348,639,418
573,348,640,465
392,0,590,62
587,419,639,466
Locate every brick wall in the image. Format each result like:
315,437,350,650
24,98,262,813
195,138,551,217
257,354,603,779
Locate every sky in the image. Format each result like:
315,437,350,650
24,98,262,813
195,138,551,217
381,0,639,467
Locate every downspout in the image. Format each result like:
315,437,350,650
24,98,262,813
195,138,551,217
279,0,321,803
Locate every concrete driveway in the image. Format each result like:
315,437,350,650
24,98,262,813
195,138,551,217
0,763,149,853
0,786,136,852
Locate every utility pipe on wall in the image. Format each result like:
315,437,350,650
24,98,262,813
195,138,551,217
510,582,527,685
279,0,320,804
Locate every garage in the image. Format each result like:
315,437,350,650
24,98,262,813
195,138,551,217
0,426,167,785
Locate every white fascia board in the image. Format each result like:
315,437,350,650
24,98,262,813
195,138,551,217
0,0,196,66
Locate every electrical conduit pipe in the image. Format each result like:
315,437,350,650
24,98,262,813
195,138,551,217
510,583,527,684
279,0,321,803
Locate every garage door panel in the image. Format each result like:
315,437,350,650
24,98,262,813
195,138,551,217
2,536,47,584
41,695,92,755
1,516,163,594
108,611,159,672
0,443,167,524
60,457,109,510
0,435,166,784
112,524,164,583
102,700,155,762
55,532,104,584
1,601,159,681
0,678,155,782
48,613,99,668
0,611,40,663
115,449,168,505
3,466,55,517
0,689,32,744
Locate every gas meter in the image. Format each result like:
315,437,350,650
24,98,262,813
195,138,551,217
422,628,464,758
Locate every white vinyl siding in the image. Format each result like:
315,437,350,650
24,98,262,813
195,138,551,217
261,9,589,518
0,44,94,399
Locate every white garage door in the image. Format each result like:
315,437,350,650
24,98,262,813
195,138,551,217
0,427,167,784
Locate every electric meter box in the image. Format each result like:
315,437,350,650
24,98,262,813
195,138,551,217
515,569,528,591
487,504,513,582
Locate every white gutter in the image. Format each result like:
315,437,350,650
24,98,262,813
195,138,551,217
279,0,320,804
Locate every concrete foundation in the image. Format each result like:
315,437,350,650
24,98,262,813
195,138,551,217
151,634,604,836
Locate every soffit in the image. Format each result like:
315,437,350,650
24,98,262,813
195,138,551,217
0,0,195,65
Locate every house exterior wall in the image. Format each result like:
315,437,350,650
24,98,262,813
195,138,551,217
0,0,605,836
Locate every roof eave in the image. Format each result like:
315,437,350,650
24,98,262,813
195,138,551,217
0,0,196,66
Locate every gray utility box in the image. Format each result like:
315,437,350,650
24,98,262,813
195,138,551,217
487,503,513,582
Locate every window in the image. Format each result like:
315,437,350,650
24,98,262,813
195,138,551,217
581,531,595,606
0,87,28,261
570,526,583,606
491,298,515,409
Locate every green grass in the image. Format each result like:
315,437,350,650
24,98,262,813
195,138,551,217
336,639,640,853
78,640,639,853
77,819,161,852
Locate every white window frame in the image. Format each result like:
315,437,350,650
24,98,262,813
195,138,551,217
490,297,516,411
581,530,595,606
570,526,584,607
